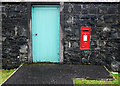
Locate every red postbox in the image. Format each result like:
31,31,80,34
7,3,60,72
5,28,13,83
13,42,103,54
80,26,91,50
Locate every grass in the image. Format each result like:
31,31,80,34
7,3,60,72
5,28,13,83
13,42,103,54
74,72,120,86
0,69,16,85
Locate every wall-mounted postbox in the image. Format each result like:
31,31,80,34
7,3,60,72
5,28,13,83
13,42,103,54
80,27,91,50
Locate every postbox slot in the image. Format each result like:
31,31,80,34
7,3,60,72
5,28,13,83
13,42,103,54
83,30,89,32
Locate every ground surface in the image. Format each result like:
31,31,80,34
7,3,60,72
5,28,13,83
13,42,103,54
3,64,113,85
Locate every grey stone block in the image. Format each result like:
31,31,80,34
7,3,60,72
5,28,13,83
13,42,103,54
111,61,120,72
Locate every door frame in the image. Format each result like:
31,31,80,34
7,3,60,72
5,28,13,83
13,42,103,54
28,3,64,63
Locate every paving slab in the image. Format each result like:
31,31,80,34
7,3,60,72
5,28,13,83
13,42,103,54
2,64,113,85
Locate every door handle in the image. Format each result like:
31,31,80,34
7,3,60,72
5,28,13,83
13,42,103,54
33,34,37,36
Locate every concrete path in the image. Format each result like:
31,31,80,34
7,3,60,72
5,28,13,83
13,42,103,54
3,64,113,85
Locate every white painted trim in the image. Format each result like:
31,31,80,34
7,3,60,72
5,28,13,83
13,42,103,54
0,64,24,86
60,3,64,63
104,66,116,81
0,0,120,2
72,78,80,86
111,72,118,75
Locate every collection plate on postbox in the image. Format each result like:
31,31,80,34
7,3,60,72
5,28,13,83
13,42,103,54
80,26,91,50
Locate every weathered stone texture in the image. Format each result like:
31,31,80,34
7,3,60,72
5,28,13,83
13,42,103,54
2,3,29,69
0,3,2,70
62,3,120,71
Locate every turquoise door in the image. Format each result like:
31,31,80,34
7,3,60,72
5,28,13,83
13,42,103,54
32,5,60,63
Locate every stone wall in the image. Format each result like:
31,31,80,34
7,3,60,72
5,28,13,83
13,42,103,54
0,2,2,70
1,2,120,71
62,3,120,71
2,3,29,69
